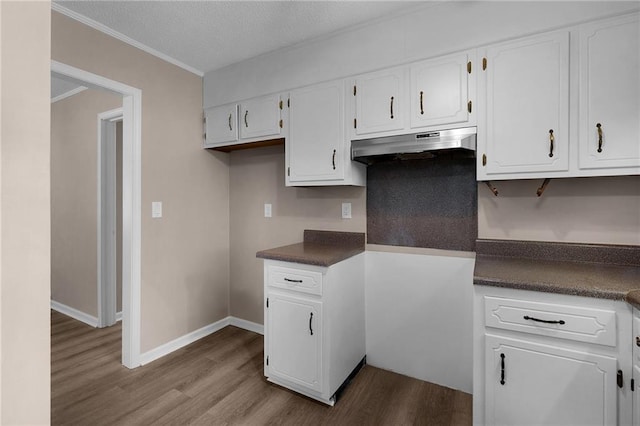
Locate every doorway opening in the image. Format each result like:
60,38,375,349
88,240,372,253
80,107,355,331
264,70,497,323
51,61,142,369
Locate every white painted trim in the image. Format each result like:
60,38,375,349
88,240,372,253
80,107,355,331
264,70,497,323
116,311,123,322
51,3,204,77
51,60,142,369
51,86,87,103
97,108,123,329
139,317,231,365
229,316,264,335
51,300,98,328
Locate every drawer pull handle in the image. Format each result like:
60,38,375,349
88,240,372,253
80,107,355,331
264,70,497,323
390,96,394,119
309,312,314,336
500,353,505,385
332,149,336,170
636,336,640,347
420,91,424,115
548,129,554,158
228,113,232,131
523,315,565,325
284,278,303,284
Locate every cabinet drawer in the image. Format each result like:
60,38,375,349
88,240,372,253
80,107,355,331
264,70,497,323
268,266,323,296
484,296,616,347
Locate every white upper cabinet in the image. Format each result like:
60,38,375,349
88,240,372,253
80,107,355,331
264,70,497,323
204,103,238,148
410,51,475,130
578,13,640,173
239,94,283,140
352,67,406,137
287,80,365,186
349,51,475,142
477,31,570,180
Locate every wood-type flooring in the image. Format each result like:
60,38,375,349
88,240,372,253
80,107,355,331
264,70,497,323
52,310,471,425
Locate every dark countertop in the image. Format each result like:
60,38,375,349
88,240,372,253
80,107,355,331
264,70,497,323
256,230,365,267
474,239,640,306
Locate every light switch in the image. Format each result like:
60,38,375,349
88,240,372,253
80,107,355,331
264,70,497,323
342,202,352,219
264,203,272,218
152,201,162,218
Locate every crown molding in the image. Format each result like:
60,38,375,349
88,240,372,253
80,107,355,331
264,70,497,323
51,2,204,77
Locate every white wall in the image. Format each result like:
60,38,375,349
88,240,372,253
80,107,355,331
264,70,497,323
366,248,475,393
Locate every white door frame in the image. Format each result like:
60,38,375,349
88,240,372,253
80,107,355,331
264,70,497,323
51,60,142,369
97,108,123,328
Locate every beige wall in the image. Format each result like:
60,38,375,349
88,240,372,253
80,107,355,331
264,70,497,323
478,176,640,246
229,145,365,324
51,89,121,317
0,1,51,424
52,12,230,353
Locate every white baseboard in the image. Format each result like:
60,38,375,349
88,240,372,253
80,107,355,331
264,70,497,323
51,300,98,328
116,311,123,322
229,316,264,335
139,316,231,365
138,315,264,366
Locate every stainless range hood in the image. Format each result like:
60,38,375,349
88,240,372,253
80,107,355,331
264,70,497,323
351,126,476,165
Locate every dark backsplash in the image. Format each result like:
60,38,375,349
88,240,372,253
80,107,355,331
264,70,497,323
366,155,477,251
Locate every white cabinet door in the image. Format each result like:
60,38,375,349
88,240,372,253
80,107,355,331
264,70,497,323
579,13,640,171
479,31,569,179
353,68,405,136
288,81,345,182
267,292,322,393
239,94,282,140
204,103,238,147
410,52,472,129
485,335,617,426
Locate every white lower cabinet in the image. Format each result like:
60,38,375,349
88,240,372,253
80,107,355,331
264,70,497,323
267,293,322,392
474,286,633,426
263,255,365,405
485,334,617,426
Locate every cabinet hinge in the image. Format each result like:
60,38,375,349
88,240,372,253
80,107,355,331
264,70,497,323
467,61,472,74
632,378,635,392
482,57,487,70
482,153,487,166
266,297,269,308
353,118,357,129
468,100,472,114
279,119,283,128
279,100,283,110
287,167,290,177
266,356,269,366
353,85,356,96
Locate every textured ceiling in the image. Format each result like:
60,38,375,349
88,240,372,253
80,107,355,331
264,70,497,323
53,1,423,75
